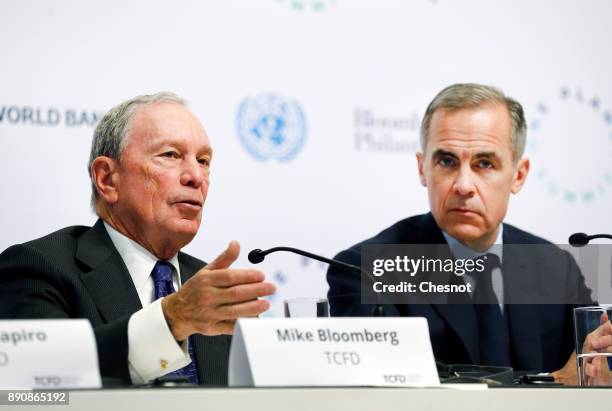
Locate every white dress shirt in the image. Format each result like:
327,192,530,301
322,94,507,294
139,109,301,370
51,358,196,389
442,227,505,312
104,222,192,384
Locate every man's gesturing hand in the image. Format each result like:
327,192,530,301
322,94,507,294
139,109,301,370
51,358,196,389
553,312,612,385
161,241,276,341
581,312,612,385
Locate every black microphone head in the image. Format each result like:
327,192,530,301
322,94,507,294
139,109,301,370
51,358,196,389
248,249,265,264
569,232,589,247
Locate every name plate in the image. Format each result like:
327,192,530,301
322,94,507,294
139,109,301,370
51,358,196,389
0,320,102,389
229,317,439,387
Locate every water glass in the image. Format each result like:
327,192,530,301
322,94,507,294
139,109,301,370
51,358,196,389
283,298,329,318
574,305,612,386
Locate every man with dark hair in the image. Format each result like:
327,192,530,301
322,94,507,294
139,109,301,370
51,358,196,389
327,83,608,383
0,92,276,385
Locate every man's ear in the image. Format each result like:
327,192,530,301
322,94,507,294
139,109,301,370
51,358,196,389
511,157,530,194
416,152,427,187
91,156,120,204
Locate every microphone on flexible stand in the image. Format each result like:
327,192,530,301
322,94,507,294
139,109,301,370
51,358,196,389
248,247,386,317
569,233,612,247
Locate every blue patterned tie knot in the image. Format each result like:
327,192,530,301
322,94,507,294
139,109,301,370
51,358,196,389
152,261,174,282
152,261,175,300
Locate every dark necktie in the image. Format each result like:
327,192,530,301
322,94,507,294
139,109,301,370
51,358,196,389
151,261,200,384
473,253,511,367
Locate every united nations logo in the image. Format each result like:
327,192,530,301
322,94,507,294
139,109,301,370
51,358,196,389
528,87,612,204
236,93,307,162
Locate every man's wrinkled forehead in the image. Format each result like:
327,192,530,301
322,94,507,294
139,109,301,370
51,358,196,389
127,102,211,148
426,105,513,157
129,102,189,133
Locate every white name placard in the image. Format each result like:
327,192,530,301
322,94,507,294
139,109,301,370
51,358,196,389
229,317,439,387
0,320,102,389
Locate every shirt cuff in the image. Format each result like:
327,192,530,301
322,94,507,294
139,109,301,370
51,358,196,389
127,298,191,383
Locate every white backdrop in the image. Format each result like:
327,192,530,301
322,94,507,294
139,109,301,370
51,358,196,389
1,0,611,315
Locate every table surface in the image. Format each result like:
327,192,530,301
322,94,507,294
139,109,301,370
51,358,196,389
11,386,612,411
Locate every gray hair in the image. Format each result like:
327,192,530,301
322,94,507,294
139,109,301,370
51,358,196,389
419,83,527,161
88,92,186,210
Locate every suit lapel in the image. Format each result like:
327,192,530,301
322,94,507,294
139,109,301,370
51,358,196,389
410,214,481,364
77,219,142,323
179,254,230,385
433,304,480,364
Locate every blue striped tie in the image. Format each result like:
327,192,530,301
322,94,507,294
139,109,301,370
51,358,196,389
151,261,200,384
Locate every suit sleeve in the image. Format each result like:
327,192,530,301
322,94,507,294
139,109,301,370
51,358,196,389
561,248,596,306
0,244,131,385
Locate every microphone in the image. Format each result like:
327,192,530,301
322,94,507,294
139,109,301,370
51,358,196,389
248,247,362,273
248,246,386,316
569,233,612,247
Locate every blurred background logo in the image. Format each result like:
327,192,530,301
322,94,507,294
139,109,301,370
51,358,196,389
528,86,612,204
236,93,307,162
275,0,337,12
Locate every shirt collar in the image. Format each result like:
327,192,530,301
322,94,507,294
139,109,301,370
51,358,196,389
103,221,181,293
442,225,504,263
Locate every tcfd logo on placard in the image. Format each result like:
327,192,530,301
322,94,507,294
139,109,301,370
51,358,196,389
528,87,612,204
236,93,307,162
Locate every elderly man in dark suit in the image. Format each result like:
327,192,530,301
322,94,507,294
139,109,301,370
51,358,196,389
0,92,276,385
327,83,610,384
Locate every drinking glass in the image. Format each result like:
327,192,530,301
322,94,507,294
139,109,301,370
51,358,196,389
283,298,329,318
574,305,612,386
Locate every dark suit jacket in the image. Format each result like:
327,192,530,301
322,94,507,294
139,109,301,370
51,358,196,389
327,213,594,372
0,219,231,385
